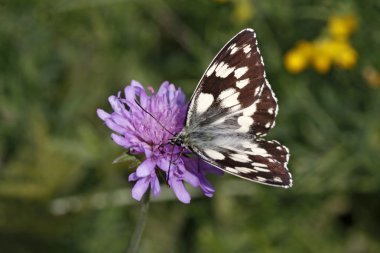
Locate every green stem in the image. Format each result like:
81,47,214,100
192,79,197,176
127,191,151,253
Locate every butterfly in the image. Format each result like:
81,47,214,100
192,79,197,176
169,28,292,188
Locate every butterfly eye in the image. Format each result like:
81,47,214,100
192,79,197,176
169,138,182,147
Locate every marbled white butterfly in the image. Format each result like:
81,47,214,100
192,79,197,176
171,28,293,187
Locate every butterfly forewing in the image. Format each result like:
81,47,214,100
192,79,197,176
186,29,277,137
179,28,292,188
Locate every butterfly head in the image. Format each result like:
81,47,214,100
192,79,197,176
169,130,189,148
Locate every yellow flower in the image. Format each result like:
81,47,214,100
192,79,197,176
318,39,358,69
233,0,255,23
312,40,333,74
332,42,358,69
312,54,332,74
284,13,359,74
296,41,314,58
328,14,358,40
284,40,314,74
284,49,309,74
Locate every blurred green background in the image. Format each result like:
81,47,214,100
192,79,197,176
1,0,380,252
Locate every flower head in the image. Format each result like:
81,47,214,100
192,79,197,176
97,80,221,203
284,13,358,74
328,14,358,40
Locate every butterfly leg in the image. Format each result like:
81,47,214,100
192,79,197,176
166,144,176,184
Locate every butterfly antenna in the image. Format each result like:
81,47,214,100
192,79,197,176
134,99,175,137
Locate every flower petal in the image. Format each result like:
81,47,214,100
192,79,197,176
131,80,146,100
157,158,170,172
111,133,130,147
112,113,133,130
124,85,137,105
128,172,138,181
182,169,200,187
151,176,161,197
167,83,176,102
136,159,155,177
170,180,191,204
157,81,169,96
131,178,150,201
108,96,125,114
104,119,125,134
97,109,111,120
199,177,215,197
131,80,144,89
176,87,186,105
139,90,149,108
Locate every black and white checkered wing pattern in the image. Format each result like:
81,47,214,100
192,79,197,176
186,28,277,137
181,28,292,188
197,140,292,187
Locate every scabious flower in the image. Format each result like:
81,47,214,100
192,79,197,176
97,80,221,204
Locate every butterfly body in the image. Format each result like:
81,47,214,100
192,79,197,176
173,28,292,188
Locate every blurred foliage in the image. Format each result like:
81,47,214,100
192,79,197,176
1,0,380,252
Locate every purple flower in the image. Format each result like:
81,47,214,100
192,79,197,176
97,80,221,203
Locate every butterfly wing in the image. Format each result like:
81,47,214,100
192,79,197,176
182,28,292,187
194,139,292,187
186,28,277,137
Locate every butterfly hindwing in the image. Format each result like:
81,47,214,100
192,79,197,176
198,139,292,188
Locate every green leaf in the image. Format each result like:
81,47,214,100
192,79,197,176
112,152,141,170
